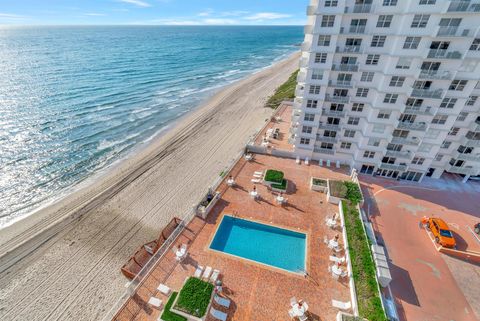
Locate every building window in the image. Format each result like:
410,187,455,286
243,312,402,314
368,138,381,146
377,15,393,28
435,154,443,161
456,112,468,121
340,142,351,149
383,0,397,5
325,0,338,7
403,37,421,49
304,113,315,122
306,100,318,108
449,80,468,91
360,72,374,82
396,57,412,69
448,127,460,136
365,54,380,65
321,15,335,27
356,88,369,97
377,111,391,119
441,141,451,149
300,137,310,145
318,35,331,46
384,94,398,104
470,38,480,51
348,117,360,125
324,130,337,138
371,35,387,47
432,115,448,125
314,53,327,63
389,76,405,87
466,96,478,106
440,98,457,109
419,0,436,4
411,14,429,28
352,103,364,112
302,126,313,134
364,151,376,159
311,69,323,80
344,130,356,138
309,85,321,94
411,157,425,165
330,103,344,111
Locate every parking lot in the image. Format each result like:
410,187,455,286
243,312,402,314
360,174,480,321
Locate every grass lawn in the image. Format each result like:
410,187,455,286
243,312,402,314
264,169,284,184
265,70,299,109
160,292,187,321
174,277,214,318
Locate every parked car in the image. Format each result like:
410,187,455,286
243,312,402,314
426,218,456,248
475,223,480,235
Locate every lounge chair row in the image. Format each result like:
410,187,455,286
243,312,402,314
194,265,220,283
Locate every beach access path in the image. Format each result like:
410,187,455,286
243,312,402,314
0,52,300,321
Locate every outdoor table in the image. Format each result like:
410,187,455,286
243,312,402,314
332,265,344,277
250,191,258,199
227,179,235,186
276,196,285,204
175,247,187,260
292,302,309,317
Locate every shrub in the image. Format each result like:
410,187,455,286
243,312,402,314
174,277,214,318
265,70,299,109
345,181,363,205
264,169,284,184
329,180,348,198
343,201,386,321
161,292,187,321
312,178,328,187
271,179,287,191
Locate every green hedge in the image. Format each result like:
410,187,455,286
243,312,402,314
329,180,348,198
174,277,213,318
264,169,284,184
343,201,386,321
161,292,187,321
265,70,299,109
312,178,328,187
345,181,363,205
271,179,287,191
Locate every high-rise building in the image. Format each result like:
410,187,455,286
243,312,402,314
291,0,480,182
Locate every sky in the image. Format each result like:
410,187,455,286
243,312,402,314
0,0,309,26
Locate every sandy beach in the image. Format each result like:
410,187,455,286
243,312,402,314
0,52,300,321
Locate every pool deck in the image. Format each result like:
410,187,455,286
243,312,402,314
253,103,295,152
113,154,352,321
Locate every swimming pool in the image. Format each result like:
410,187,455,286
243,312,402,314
210,215,306,273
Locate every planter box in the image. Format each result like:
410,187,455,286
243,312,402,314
310,177,328,193
336,311,368,321
169,278,215,321
271,182,288,193
196,191,220,219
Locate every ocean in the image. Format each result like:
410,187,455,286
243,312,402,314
0,25,303,227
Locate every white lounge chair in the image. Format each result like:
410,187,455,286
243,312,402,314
194,265,204,278
305,157,309,165
319,159,323,166
329,255,346,264
203,266,212,279
214,295,231,308
148,297,162,308
251,178,262,184
326,160,331,167
296,156,300,164
210,269,220,283
157,284,170,295
253,173,263,178
254,171,263,176
332,299,351,310
210,307,228,321
288,308,295,319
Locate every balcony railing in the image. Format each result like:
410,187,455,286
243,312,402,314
313,147,336,155
448,1,480,12
322,108,346,117
427,49,462,59
462,135,480,147
307,5,318,15
391,136,421,146
454,151,480,162
315,136,339,144
332,63,359,72
437,26,471,37
344,4,373,13
447,165,479,175
335,46,362,53
386,150,412,159
418,70,453,80
340,25,366,34
325,94,350,103
328,80,354,88
397,122,428,131
318,123,342,131
379,163,408,172
411,88,444,99
301,42,311,52
404,106,433,115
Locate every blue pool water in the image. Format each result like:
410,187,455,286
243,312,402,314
210,216,306,273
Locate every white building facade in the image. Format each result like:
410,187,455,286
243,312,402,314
292,0,480,182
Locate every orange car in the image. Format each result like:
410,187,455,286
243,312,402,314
427,217,456,248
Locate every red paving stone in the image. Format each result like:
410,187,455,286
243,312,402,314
360,174,480,321
113,154,353,321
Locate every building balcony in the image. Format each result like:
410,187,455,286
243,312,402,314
462,135,480,147
322,108,346,117
315,136,339,144
453,151,480,162
331,63,359,72
391,136,421,146
427,49,462,59
304,24,314,34
307,5,318,15
344,4,373,13
335,46,362,54
313,147,336,155
418,70,454,80
447,1,480,12
385,150,412,159
318,123,342,131
340,25,366,34
397,122,428,132
411,88,444,99
328,80,354,88
436,26,472,37
325,94,350,104
404,106,434,116
295,87,304,98
379,163,408,172
446,165,479,175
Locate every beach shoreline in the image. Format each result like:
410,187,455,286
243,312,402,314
0,51,300,321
